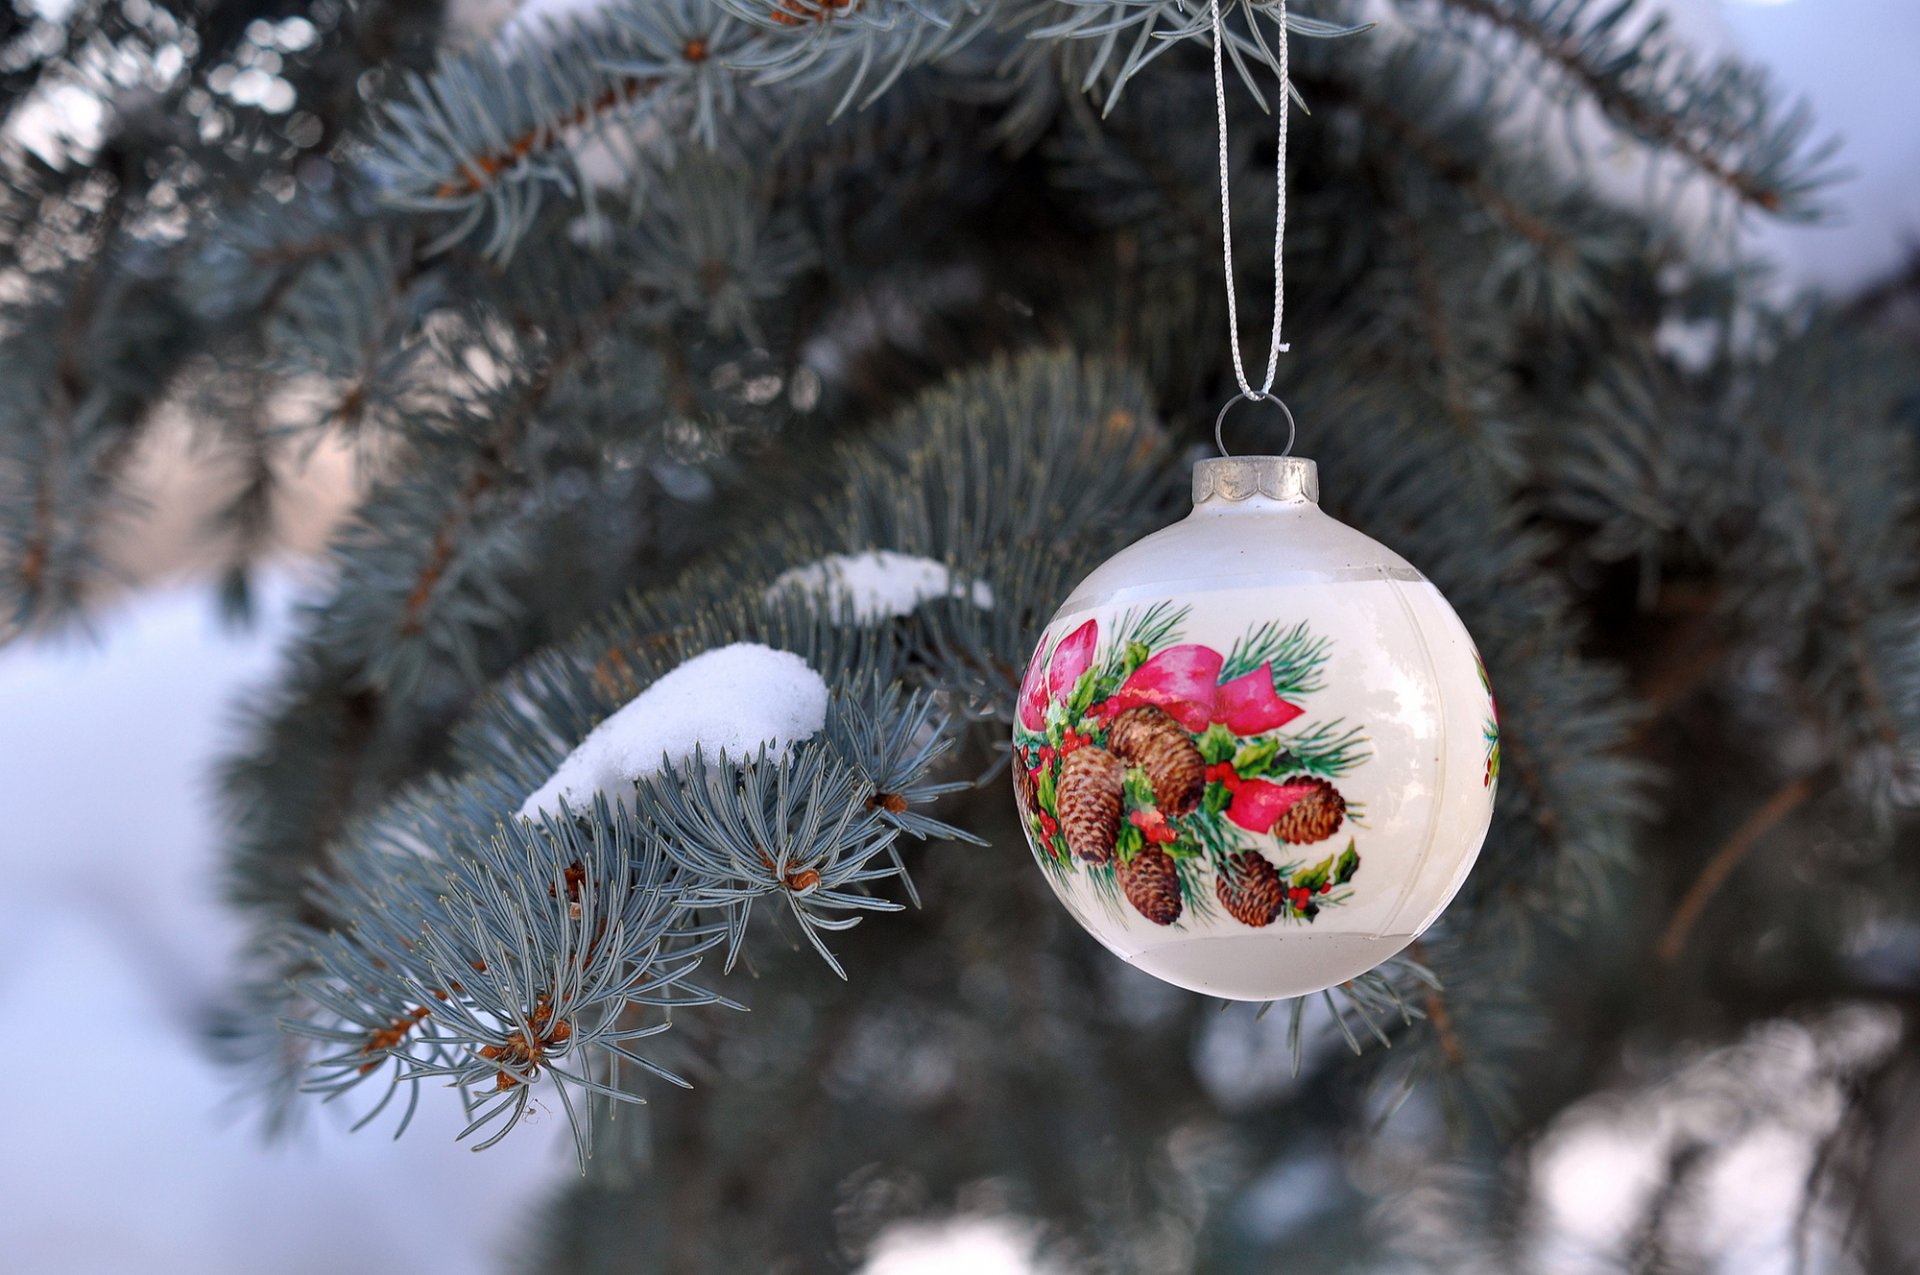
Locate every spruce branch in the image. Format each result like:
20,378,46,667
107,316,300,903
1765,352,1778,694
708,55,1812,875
1029,0,1366,112
255,351,1173,1156
361,14,676,256
350,0,1371,260
711,0,987,114
358,0,975,257
1305,62,1571,256
1420,0,1835,218
1407,940,1466,1070
0,175,147,634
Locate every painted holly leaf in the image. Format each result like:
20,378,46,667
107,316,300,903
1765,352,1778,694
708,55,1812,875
1231,736,1284,778
1115,820,1145,862
1334,839,1359,884
1066,665,1100,719
1123,639,1151,677
1122,766,1156,809
1196,722,1237,765
1295,853,1336,892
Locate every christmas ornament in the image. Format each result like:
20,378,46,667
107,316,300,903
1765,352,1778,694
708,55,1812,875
1008,0,1495,1001
1012,454,1497,1000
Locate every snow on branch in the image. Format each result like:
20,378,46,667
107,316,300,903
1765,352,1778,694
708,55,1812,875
518,642,830,819
766,549,994,624
268,351,1168,1156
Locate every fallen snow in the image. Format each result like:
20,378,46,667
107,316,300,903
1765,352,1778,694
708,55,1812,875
519,643,830,820
767,550,994,625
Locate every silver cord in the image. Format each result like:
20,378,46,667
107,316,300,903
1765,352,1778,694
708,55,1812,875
1210,0,1289,406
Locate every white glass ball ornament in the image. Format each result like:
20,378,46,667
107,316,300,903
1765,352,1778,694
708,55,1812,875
1011,455,1498,1000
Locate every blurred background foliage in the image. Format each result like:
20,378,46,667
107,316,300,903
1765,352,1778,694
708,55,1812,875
0,0,1917,1271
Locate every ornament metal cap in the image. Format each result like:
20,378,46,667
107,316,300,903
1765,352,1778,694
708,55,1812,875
1192,455,1319,507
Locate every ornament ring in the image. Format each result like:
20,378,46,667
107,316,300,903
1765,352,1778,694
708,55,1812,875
1214,391,1297,459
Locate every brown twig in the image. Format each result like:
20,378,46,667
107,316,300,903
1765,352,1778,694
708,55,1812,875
431,75,658,200
398,468,494,634
1655,774,1815,963
1403,214,1482,445
12,180,133,615
388,266,663,642
1439,0,1787,212
1624,585,1727,748
1408,940,1466,1069
1307,72,1571,254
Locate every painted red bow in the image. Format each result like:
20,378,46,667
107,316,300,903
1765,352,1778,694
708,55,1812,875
1225,777,1323,833
1214,662,1306,735
1022,627,1305,741
1102,644,1222,732
1101,652,1305,737
1018,618,1099,731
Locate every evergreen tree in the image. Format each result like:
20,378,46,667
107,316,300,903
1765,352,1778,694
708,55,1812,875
2,0,1915,1269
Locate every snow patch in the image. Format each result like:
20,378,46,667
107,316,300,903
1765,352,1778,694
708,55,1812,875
0,573,566,1275
768,550,993,624
859,1215,1057,1275
1653,316,1720,373
518,643,829,820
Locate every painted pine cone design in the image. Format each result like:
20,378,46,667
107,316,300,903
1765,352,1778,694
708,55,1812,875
1016,614,1370,929
1214,850,1285,927
1272,775,1346,845
1105,706,1206,815
1056,746,1125,863
1011,752,1036,822
1115,845,1183,925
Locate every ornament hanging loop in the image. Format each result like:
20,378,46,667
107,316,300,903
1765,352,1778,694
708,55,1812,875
1214,391,1297,459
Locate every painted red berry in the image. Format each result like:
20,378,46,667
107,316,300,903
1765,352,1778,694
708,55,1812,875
1128,807,1178,845
1204,762,1243,792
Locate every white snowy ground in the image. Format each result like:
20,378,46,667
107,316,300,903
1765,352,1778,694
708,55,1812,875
0,2,1911,1273
0,575,570,1275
